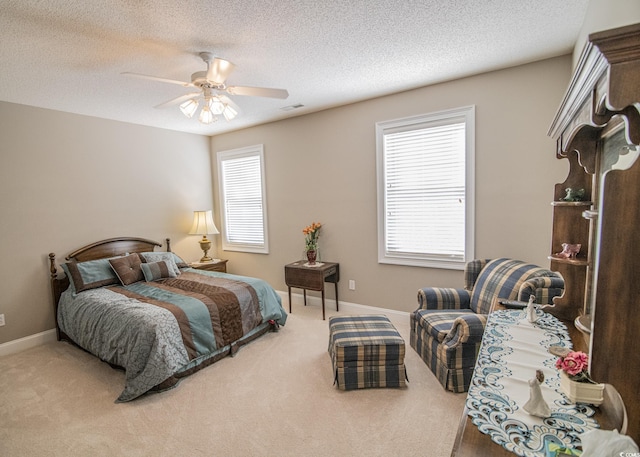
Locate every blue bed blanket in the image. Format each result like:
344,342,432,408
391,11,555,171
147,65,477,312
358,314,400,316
58,268,287,402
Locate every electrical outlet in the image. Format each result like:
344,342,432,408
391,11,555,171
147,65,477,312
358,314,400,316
348,280,356,290
0,314,5,326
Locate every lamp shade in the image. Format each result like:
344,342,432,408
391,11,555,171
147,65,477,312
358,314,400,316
189,210,219,235
223,104,238,121
198,105,215,124
179,98,199,118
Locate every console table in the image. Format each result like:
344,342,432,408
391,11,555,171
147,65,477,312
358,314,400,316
284,261,339,320
451,304,618,457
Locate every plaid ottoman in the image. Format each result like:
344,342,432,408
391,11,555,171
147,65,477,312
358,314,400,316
328,315,407,390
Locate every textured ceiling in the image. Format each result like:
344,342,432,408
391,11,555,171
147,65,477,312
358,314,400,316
0,0,589,136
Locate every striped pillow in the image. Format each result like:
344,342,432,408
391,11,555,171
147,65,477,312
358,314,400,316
140,260,178,282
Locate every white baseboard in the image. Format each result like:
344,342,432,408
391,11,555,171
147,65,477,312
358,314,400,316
0,329,57,358
1,294,407,358
276,290,409,320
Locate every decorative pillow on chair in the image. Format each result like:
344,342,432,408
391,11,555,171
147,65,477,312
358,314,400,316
61,256,121,293
109,253,144,286
140,260,178,282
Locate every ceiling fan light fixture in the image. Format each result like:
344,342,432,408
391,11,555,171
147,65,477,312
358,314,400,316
198,105,215,124
223,104,238,121
210,97,225,115
179,98,199,118
125,52,287,127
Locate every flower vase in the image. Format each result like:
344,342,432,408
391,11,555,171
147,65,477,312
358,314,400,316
306,249,317,265
559,371,605,405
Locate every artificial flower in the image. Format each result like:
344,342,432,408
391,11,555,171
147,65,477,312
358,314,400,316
555,350,596,383
303,222,322,251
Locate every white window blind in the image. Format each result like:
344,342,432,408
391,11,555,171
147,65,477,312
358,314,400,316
376,106,475,269
217,145,269,254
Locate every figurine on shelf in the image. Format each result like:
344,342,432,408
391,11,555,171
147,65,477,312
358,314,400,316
526,295,538,323
523,369,551,418
562,187,585,202
556,243,581,259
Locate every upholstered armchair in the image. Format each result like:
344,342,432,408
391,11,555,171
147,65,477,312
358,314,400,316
409,258,564,393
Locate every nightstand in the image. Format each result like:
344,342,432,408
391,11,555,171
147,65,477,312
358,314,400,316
190,259,228,273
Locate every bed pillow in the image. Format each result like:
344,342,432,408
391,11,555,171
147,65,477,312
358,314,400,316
170,253,189,269
140,260,178,282
109,253,144,286
139,252,183,275
61,256,121,293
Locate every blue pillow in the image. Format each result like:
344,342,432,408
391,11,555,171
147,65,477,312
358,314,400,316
139,252,184,274
61,256,121,293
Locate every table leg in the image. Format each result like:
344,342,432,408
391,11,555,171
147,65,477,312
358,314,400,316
288,286,292,313
335,282,339,312
303,289,307,306
321,288,326,320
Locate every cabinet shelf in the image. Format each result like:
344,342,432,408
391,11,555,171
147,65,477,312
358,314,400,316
574,314,592,350
551,201,593,207
548,255,589,266
575,314,592,335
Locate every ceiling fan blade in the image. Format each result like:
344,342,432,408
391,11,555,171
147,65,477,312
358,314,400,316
206,57,236,84
122,72,193,87
226,85,289,99
154,92,201,109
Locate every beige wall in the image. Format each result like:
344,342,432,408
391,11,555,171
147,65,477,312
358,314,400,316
0,102,211,344
0,54,573,345
574,0,640,65
211,55,571,314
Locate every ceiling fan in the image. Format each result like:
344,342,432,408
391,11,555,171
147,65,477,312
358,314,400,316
122,52,289,124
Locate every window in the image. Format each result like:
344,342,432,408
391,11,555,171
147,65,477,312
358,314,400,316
217,145,269,254
376,106,475,269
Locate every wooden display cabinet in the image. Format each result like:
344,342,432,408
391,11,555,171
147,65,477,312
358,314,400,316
547,23,640,444
452,24,640,455
453,23,640,456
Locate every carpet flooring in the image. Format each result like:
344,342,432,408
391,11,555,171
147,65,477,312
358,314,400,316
0,302,465,457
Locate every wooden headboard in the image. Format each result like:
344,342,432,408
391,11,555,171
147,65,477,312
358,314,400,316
48,237,169,341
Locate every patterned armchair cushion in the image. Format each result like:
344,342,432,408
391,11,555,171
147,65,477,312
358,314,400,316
469,258,562,314
417,288,471,311
413,309,476,343
442,313,488,347
463,259,491,290
520,276,565,305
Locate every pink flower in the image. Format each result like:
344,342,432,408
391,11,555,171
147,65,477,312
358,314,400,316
556,351,588,376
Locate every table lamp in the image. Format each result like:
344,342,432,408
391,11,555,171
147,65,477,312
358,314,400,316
189,210,219,262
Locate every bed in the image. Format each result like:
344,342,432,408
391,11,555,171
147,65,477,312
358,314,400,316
48,237,287,402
